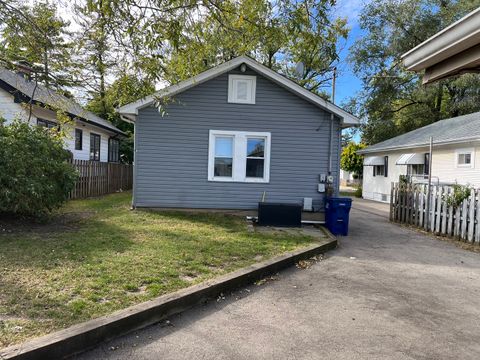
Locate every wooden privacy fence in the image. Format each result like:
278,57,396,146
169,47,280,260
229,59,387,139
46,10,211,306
390,183,480,244
69,160,133,199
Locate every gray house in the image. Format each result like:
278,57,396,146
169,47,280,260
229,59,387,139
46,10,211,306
118,56,358,210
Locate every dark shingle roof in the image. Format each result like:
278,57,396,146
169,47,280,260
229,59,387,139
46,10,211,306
0,67,123,134
360,111,480,153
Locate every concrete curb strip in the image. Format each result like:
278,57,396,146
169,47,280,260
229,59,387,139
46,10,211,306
0,239,337,360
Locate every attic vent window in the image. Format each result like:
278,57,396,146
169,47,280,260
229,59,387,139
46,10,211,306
228,74,256,104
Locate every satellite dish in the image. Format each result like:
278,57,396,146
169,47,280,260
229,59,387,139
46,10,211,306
295,62,305,77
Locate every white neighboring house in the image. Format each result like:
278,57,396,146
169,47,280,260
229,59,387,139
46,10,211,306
358,111,480,203
0,66,124,162
340,169,357,186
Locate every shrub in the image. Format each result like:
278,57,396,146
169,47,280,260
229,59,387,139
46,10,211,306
443,183,471,209
354,186,362,198
0,119,78,218
340,142,366,176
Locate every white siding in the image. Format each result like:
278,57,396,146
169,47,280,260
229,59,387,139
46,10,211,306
1,88,115,162
430,144,480,187
362,142,480,203
0,88,31,124
362,152,409,203
64,123,113,162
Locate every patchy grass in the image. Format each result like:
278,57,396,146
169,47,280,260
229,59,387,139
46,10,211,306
0,192,316,348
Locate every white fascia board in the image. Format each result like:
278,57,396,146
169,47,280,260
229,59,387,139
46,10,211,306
117,56,359,126
402,7,480,72
422,43,480,84
358,137,480,154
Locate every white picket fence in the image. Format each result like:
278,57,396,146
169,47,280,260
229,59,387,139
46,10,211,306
390,183,480,244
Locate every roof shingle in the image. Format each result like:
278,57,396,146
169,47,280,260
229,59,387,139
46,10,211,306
360,111,480,153
0,67,123,134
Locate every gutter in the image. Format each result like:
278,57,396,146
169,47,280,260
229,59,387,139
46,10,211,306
358,137,480,154
402,7,480,71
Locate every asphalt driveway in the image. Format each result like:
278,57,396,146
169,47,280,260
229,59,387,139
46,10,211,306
77,204,480,360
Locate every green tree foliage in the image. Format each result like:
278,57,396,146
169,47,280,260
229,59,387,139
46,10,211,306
160,0,348,95
0,119,78,218
0,0,73,88
340,142,366,176
73,0,120,119
350,0,480,145
87,74,156,163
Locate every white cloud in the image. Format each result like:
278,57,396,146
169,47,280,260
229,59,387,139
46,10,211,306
334,0,365,29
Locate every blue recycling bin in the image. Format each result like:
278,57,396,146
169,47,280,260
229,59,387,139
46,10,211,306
325,197,352,236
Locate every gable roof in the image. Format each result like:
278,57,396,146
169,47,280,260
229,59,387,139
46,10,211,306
0,67,124,135
118,56,359,128
358,111,480,154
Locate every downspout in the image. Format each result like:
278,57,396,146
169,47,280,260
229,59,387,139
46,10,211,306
327,68,337,187
132,120,138,209
121,114,137,209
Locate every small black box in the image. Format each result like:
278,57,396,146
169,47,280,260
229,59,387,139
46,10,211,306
257,202,302,227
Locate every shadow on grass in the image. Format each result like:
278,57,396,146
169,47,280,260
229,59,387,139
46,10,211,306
0,219,136,269
141,208,249,232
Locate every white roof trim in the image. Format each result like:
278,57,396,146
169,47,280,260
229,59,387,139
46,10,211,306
363,156,385,166
402,7,480,72
118,56,359,127
358,136,480,154
422,43,480,84
396,153,424,165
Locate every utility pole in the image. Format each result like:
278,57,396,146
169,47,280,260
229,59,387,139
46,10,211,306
331,67,337,104
425,137,433,231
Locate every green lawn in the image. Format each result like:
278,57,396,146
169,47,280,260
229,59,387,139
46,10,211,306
0,192,316,348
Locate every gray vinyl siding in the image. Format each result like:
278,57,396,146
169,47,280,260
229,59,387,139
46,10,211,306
134,67,341,210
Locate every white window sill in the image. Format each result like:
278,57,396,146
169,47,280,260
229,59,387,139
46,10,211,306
227,100,256,105
208,178,269,184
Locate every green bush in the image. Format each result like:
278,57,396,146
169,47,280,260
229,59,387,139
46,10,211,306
0,119,78,218
354,186,362,198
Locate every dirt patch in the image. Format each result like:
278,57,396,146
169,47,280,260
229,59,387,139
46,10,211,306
254,224,328,241
0,211,94,235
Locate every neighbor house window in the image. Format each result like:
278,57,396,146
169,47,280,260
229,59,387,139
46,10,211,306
407,164,425,175
90,133,101,161
75,129,83,150
108,138,120,163
208,130,271,183
373,165,385,177
373,156,388,177
228,75,256,104
456,149,474,168
37,118,58,130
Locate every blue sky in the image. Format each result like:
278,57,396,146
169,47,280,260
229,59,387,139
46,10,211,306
333,0,365,106
333,0,366,142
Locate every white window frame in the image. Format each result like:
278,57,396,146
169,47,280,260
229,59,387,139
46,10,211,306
228,75,256,104
455,148,475,168
208,130,271,183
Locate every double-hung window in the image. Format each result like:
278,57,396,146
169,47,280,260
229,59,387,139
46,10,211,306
75,129,83,150
37,118,58,130
90,133,101,161
456,148,474,168
208,130,271,183
213,136,234,178
108,138,120,163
